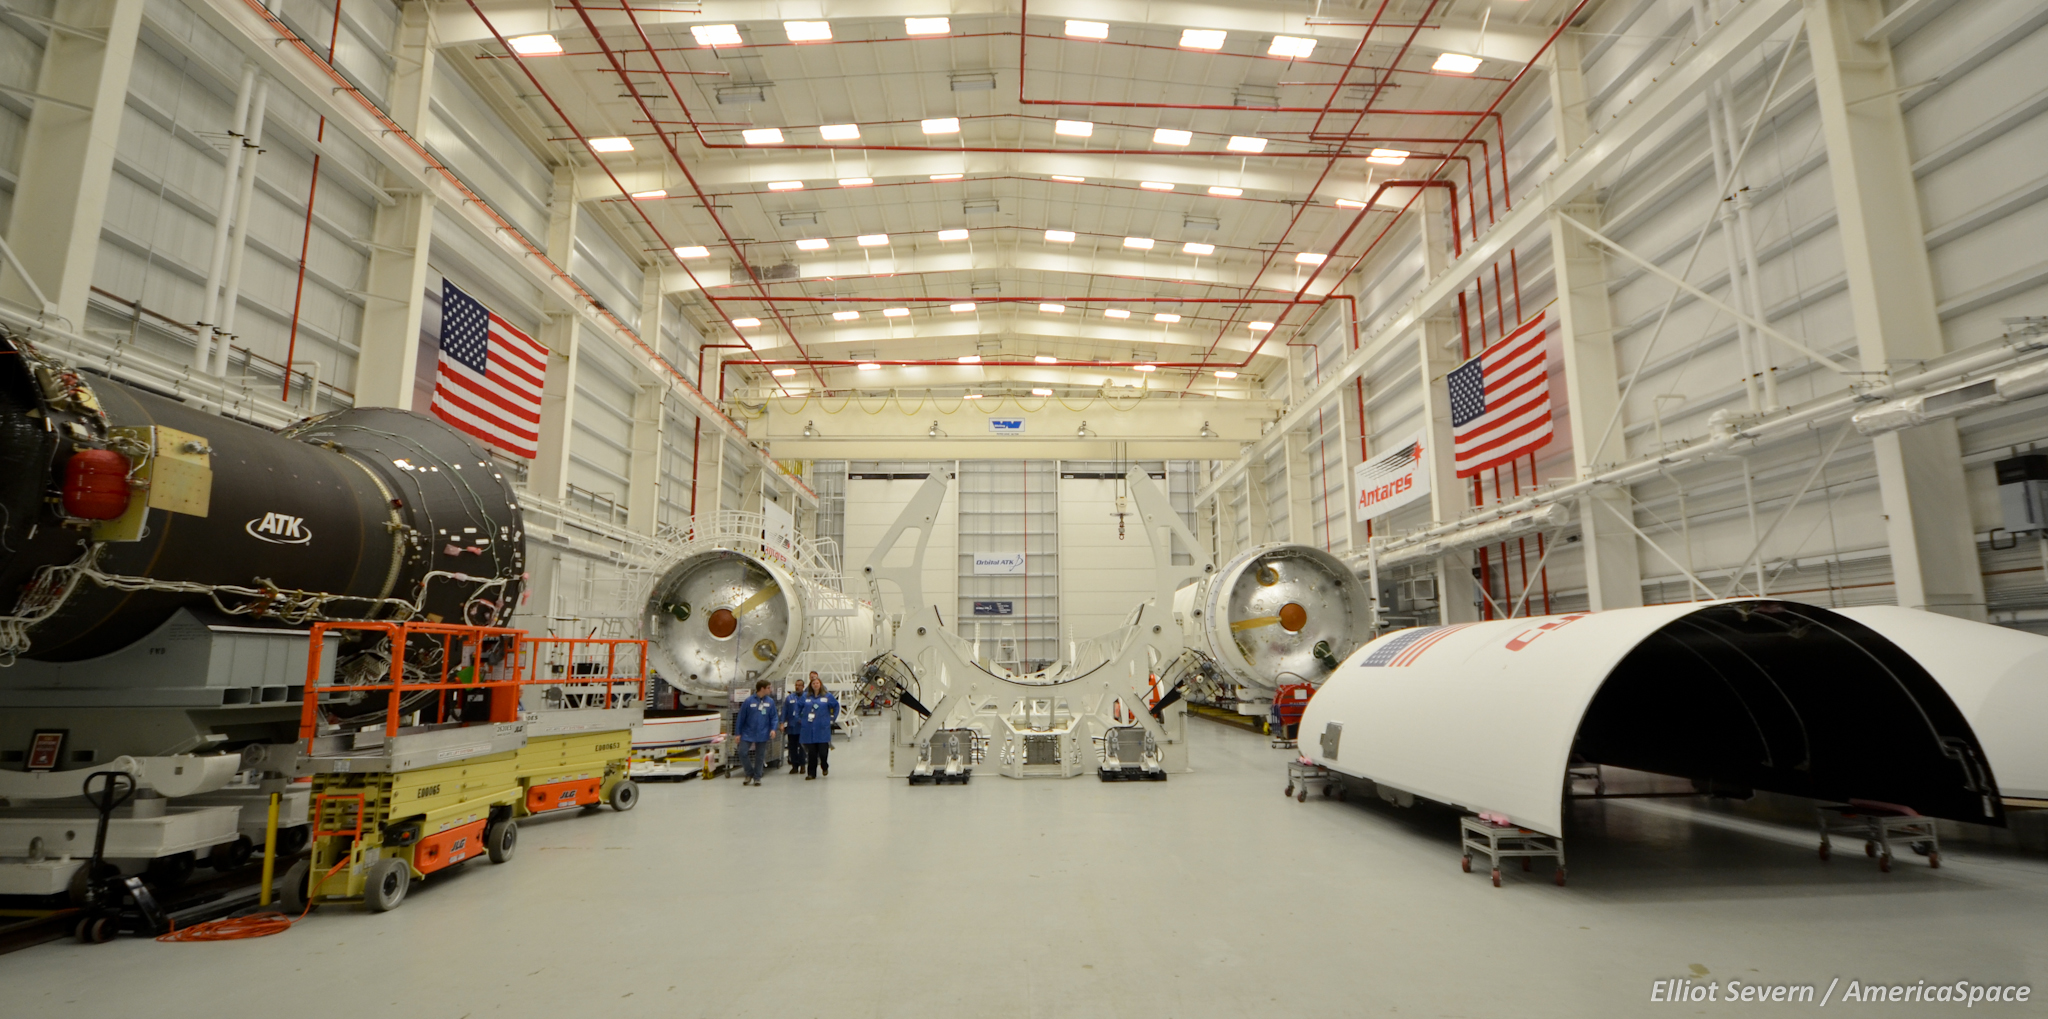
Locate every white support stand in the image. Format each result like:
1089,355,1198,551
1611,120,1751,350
863,469,1212,780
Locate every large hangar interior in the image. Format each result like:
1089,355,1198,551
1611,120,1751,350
0,0,2045,1015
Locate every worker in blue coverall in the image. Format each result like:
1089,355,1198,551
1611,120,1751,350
735,679,778,785
799,674,840,779
782,676,810,774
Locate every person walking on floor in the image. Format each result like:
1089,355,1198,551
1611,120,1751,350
735,680,778,786
782,678,808,775
800,674,839,780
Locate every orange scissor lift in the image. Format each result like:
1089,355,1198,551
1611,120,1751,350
283,622,647,913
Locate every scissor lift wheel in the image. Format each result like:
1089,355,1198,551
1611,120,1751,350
365,858,410,913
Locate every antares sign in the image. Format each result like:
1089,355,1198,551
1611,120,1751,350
1354,430,1431,522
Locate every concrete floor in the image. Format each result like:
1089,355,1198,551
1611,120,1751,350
4,720,2045,1018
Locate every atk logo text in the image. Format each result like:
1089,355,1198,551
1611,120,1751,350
246,512,312,545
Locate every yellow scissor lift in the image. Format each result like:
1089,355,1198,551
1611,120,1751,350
284,623,646,913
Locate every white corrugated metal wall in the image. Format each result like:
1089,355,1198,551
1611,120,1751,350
1332,0,2047,622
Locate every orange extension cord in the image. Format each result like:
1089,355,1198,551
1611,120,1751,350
153,858,347,942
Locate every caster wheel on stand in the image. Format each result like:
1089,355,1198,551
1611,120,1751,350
1928,852,1941,869
1554,868,1567,887
1461,856,1472,873
1491,869,1502,888
1297,789,1307,803
1878,854,1892,873
1864,841,1876,858
1283,785,1293,798
1817,842,1830,861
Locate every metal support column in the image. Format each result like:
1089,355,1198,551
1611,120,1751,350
350,3,437,408
626,266,667,534
531,170,583,503
1547,31,1644,611
1338,377,1372,555
1806,0,1985,619
1243,469,1272,547
0,0,145,325
1415,190,1479,623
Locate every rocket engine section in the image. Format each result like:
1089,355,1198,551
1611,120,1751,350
645,549,807,699
0,334,524,663
1175,543,1374,699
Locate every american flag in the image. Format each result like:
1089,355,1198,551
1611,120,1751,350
1448,308,1553,478
431,280,546,459
1360,624,1475,667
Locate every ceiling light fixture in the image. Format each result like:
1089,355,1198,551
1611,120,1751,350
1045,229,1076,242
1034,355,1058,364
673,245,708,258
783,20,832,42
1182,242,1215,255
1065,20,1109,39
833,311,860,321
883,307,910,317
949,73,996,92
588,136,634,152
1179,29,1225,50
963,393,983,399
1104,309,1130,319
767,180,803,191
1214,371,1238,379
795,238,829,250
921,117,960,135
1153,128,1192,146
1268,36,1315,58
1153,313,1180,323
1140,181,1175,191
1123,237,1154,249
1207,186,1243,196
1032,387,1054,396
838,177,873,187
508,34,563,55
957,355,981,363
1294,252,1327,265
1133,364,1157,371
857,234,889,246
741,128,784,145
1334,198,1367,209
691,24,743,47
630,189,667,200
1055,119,1094,137
1200,421,1218,437
857,362,882,371
930,173,964,181
1367,147,1410,166
950,302,976,312
818,123,861,140
802,420,818,436
771,367,797,376
1248,321,1274,331
731,317,761,328
905,17,950,35
1050,174,1086,183
1433,52,1483,74
1039,303,1066,314
1226,135,1267,153
937,229,969,241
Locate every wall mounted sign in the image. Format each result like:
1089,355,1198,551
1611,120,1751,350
972,552,1027,575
